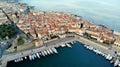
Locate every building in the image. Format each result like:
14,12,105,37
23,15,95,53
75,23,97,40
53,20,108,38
114,37,120,47
34,39,44,47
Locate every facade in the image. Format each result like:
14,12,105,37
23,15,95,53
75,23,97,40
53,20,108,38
114,37,120,47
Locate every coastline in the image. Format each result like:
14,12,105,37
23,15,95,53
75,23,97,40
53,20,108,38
7,41,113,67
0,37,75,67
1,34,118,67
0,2,120,67
76,36,108,50
114,31,120,36
74,35,115,57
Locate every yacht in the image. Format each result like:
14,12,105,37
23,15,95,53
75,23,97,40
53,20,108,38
44,51,48,55
36,53,40,58
46,50,50,55
24,56,27,59
42,51,45,56
61,44,66,47
29,55,32,60
51,47,58,53
31,55,35,60
66,43,72,48
48,48,53,54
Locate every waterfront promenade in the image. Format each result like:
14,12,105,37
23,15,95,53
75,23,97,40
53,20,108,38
75,35,117,57
1,34,120,67
0,37,76,67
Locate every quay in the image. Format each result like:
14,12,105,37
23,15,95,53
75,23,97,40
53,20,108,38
0,34,120,67
0,2,120,67
0,37,76,67
0,35,120,67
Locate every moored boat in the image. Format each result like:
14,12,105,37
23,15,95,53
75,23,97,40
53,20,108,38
48,48,53,54
51,47,58,54
61,44,66,47
46,50,50,55
36,53,40,58
44,51,48,55
66,43,72,48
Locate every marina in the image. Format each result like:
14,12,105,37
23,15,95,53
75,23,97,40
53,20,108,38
0,32,118,67
6,39,117,67
7,41,114,67
13,48,59,62
0,36,117,67
11,45,71,63
84,45,112,60
4,38,74,67
0,0,119,67
83,44,120,67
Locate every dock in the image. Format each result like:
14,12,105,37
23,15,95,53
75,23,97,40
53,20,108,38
0,37,76,67
1,34,120,67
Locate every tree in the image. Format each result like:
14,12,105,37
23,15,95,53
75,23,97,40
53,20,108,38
0,23,17,40
17,37,25,45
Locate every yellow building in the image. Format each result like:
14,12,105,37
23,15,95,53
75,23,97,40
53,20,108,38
34,39,44,47
114,37,120,47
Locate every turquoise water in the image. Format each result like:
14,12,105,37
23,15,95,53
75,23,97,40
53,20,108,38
7,42,113,67
19,0,120,32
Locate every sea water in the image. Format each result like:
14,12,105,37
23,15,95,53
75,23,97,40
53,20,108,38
19,0,120,32
7,42,113,67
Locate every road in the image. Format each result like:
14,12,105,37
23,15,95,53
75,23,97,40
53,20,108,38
0,37,75,67
75,35,119,57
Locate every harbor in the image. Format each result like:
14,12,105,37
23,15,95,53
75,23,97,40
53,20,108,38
0,35,119,67
0,37,75,67
14,47,58,62
0,0,119,67
7,41,114,67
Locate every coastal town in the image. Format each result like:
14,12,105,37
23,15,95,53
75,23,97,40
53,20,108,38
0,1,120,67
